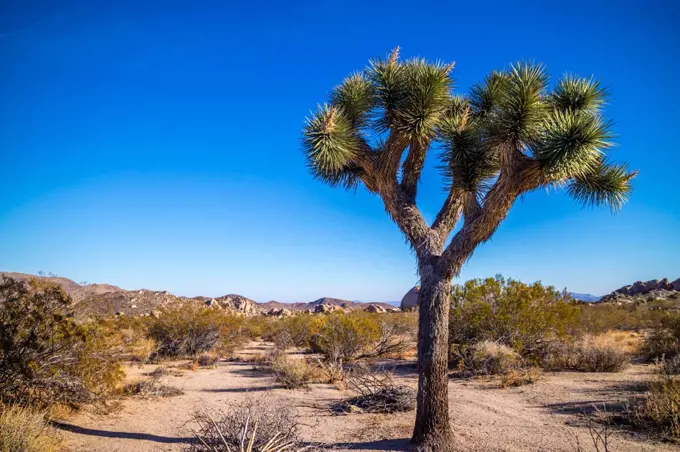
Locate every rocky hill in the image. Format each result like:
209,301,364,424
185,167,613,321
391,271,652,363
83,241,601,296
260,297,396,312
0,272,396,317
598,277,680,306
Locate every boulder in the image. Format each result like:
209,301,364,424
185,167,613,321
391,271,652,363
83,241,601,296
266,308,292,317
400,286,420,311
673,278,680,291
314,304,343,314
364,304,387,313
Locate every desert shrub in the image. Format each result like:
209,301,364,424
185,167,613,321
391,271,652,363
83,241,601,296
310,312,380,362
641,313,680,362
147,304,246,358
469,341,521,375
270,355,321,389
449,276,578,358
122,375,183,398
499,367,542,387
627,375,680,441
331,364,415,413
96,316,156,362
0,277,124,407
268,314,321,350
660,356,680,375
186,398,301,451
541,340,628,372
576,300,672,335
370,313,417,357
197,352,219,367
0,405,62,452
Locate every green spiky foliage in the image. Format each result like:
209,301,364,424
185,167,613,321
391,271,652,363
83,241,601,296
303,50,634,233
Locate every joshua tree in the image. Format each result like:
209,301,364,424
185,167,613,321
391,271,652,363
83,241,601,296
302,48,634,451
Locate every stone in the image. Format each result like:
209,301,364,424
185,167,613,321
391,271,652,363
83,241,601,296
364,304,387,313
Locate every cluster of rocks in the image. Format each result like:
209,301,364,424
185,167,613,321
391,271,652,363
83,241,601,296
204,294,263,316
599,277,680,305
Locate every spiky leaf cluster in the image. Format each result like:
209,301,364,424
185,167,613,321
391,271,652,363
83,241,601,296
568,158,635,212
302,50,634,212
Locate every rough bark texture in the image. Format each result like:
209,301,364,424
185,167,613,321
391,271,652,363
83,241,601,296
410,263,455,452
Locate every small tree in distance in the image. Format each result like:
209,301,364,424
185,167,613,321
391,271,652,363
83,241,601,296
302,48,634,451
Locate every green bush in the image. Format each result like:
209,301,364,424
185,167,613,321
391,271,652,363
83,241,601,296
147,304,246,358
641,313,680,362
449,276,579,358
541,341,629,372
268,314,320,349
0,277,123,407
628,375,680,441
310,312,380,362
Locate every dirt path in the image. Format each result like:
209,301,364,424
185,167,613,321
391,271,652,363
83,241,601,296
58,343,678,452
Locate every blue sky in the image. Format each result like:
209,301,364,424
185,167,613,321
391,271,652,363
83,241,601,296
1,0,678,302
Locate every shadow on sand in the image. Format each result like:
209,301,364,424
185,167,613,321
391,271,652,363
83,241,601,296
51,421,194,444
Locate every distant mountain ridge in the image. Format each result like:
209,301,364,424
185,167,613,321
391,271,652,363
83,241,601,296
569,292,601,303
0,272,395,316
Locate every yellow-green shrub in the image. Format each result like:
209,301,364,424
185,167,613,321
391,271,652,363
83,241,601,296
0,277,123,406
449,276,579,358
0,405,62,452
628,375,680,440
641,313,680,362
311,312,380,362
147,304,246,358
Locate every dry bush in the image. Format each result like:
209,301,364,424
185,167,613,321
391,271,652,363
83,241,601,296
317,359,345,384
0,405,62,452
451,341,541,386
197,353,219,367
122,375,184,398
186,398,301,451
659,356,680,375
370,313,416,358
588,330,642,354
271,355,322,389
0,277,124,407
641,314,680,363
627,375,680,441
542,340,629,373
469,341,521,375
332,364,415,414
148,303,246,358
499,367,542,387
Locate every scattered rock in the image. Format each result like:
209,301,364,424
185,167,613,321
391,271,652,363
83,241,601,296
314,304,344,314
265,308,292,317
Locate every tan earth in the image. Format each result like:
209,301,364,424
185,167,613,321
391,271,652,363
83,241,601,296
57,342,679,452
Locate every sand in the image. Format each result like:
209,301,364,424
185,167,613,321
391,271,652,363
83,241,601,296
57,342,679,452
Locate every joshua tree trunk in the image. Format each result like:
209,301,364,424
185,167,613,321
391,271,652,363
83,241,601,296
411,261,455,452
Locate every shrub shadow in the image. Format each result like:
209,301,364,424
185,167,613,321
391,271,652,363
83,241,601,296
51,422,194,444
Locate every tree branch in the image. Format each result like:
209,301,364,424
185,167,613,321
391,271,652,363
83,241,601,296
431,187,465,241
400,139,429,203
437,156,544,278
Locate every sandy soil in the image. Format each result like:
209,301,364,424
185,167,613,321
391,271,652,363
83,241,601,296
58,342,679,452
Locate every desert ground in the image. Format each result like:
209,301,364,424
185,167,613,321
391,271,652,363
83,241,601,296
56,342,678,452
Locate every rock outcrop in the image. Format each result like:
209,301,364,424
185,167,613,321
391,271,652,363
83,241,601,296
314,304,344,314
209,294,263,316
599,277,680,305
364,304,387,313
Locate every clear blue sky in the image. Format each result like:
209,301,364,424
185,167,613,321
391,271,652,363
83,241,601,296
1,0,678,302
